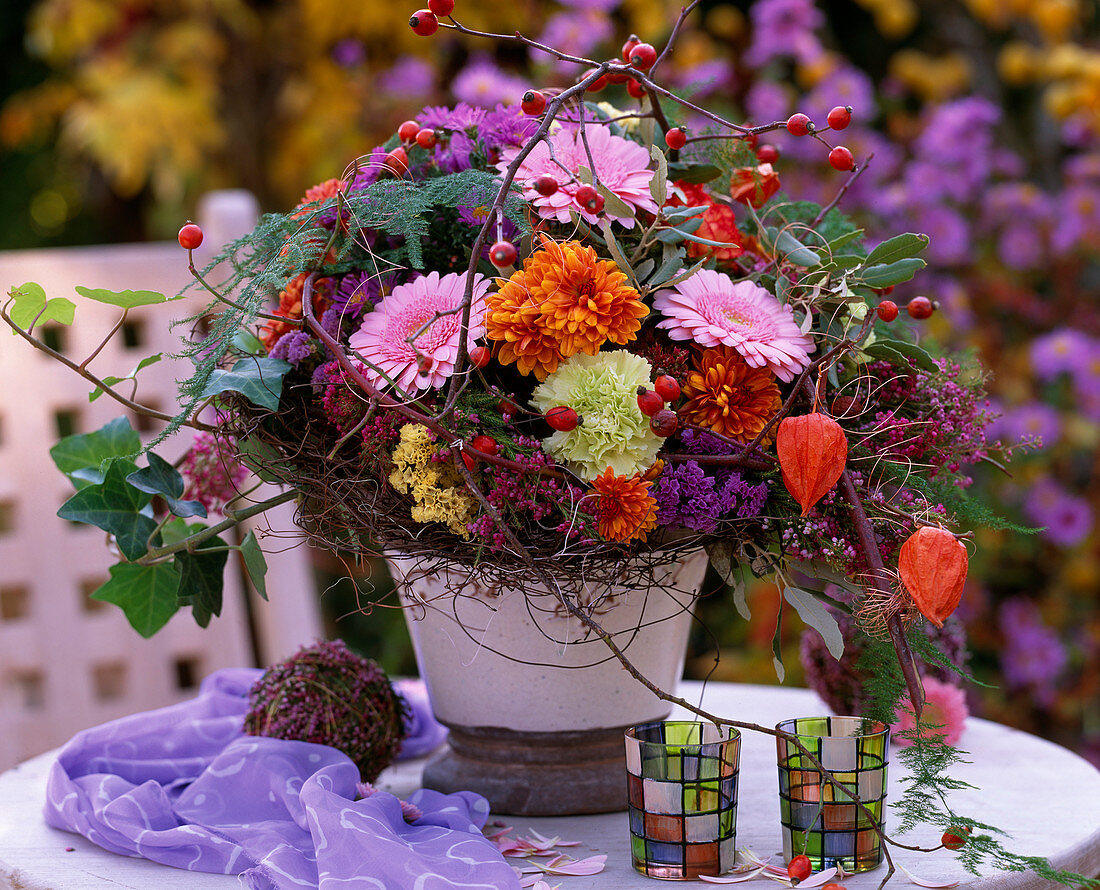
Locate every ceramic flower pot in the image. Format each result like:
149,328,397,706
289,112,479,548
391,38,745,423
388,549,710,816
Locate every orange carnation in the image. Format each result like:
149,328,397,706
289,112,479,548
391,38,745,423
729,163,781,208
681,345,782,442
590,468,659,543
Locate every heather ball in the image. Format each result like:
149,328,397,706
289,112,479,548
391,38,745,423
244,640,407,783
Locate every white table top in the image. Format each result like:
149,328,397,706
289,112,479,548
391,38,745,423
2,682,1098,890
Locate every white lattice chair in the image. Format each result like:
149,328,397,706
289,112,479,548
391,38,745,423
0,191,322,769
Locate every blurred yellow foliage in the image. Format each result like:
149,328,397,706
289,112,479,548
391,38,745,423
889,50,972,102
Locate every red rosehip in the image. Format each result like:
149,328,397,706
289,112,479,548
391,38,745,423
637,388,664,417
427,0,454,15
629,42,657,70
787,854,813,882
626,78,647,99
907,296,935,319
876,285,895,295
415,128,437,149
786,113,814,136
829,145,855,171
942,827,971,850
830,395,863,417
489,240,518,268
665,127,687,150
582,68,608,92
384,146,409,175
756,143,780,164
607,66,631,84
534,175,559,196
521,89,547,115
827,105,852,130
621,35,641,62
409,9,438,35
468,345,490,369
177,223,203,250
397,120,420,143
650,408,678,437
823,884,846,890
654,374,681,402
546,406,580,432
876,300,899,322
575,184,604,214
471,434,499,456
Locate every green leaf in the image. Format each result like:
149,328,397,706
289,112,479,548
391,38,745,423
859,258,926,289
199,356,291,411
783,586,844,660
74,286,179,308
771,595,786,683
596,184,634,221
126,453,207,519
88,353,163,402
649,144,669,206
666,162,721,184
58,459,157,560
828,228,866,254
9,282,76,332
865,233,929,267
235,436,291,483
775,230,821,268
233,330,265,355
863,339,939,373
706,542,751,620
240,530,269,601
176,540,229,628
91,562,182,638
599,221,639,289
50,416,141,481
634,258,655,281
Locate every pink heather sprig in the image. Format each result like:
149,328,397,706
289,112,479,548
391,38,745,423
180,431,249,514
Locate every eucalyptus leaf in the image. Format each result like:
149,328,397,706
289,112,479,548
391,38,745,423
783,586,845,660
649,143,669,206
74,286,180,308
596,183,634,221
772,595,786,682
199,357,291,411
828,228,866,253
863,339,939,373
91,562,182,638
865,233,929,267
666,162,721,184
634,258,656,281
776,230,822,268
859,258,926,289
57,459,157,560
599,220,639,288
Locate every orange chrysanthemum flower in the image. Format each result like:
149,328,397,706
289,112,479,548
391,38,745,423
681,345,782,442
260,273,332,351
590,467,659,544
486,235,647,379
667,181,744,263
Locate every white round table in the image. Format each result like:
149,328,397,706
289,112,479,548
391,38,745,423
2,682,1098,889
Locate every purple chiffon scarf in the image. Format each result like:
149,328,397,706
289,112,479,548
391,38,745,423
44,668,519,890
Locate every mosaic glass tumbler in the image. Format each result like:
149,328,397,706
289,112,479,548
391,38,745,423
776,716,890,873
625,721,741,880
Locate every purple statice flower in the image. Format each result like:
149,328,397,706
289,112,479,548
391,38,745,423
451,55,528,109
332,38,366,68
179,431,249,515
652,462,768,532
479,104,540,155
745,0,824,67
1024,477,1093,548
376,55,435,99
268,330,318,365
536,10,614,70
1029,327,1095,381
999,597,1068,698
997,401,1060,449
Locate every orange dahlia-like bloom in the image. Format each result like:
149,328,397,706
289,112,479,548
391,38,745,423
486,235,647,379
260,273,332,351
590,467,659,544
681,345,782,442
292,178,346,219
667,181,745,263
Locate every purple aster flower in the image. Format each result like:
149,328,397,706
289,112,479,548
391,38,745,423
269,330,318,365
1070,338,1100,392
998,402,1061,448
803,63,877,124
1051,183,1100,255
558,0,621,10
669,59,736,98
451,55,528,109
1066,152,1100,183
376,56,435,99
479,104,540,154
537,10,614,70
455,204,519,261
1024,477,1093,548
997,223,1046,270
744,81,793,128
330,270,387,320
999,597,1068,697
916,205,970,266
347,148,390,193
745,0,824,67
1029,327,1095,380
419,102,487,132
332,38,366,68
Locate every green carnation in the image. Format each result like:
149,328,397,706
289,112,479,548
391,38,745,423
531,350,662,481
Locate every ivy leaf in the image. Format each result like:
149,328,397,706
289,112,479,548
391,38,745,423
240,530,269,601
199,357,292,411
865,233,929,267
89,353,162,402
126,453,207,519
74,286,181,308
783,586,845,660
50,416,141,485
859,258,926,289
57,459,157,560
176,540,229,628
9,282,76,332
91,562,181,638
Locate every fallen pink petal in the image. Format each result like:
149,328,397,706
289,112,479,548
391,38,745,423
898,865,961,888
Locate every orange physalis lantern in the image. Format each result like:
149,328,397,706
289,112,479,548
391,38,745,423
897,526,969,627
776,413,848,515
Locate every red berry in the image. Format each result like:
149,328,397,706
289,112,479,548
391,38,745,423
607,65,631,84
384,146,409,175
942,827,970,850
534,175,559,196
756,143,780,164
621,35,641,62
650,408,678,437
786,113,814,136
427,0,454,15
626,78,647,99
521,89,547,115
827,105,852,130
823,884,846,890
637,388,664,417
787,854,813,882
415,128,437,149
177,223,203,250
629,42,657,70
468,345,490,369
471,434,499,456
489,240,518,268
461,452,477,472
654,374,681,402
907,296,935,319
876,300,899,322
397,120,420,142
876,285,895,295
665,127,687,150
575,184,604,214
582,68,608,92
829,145,854,171
409,9,438,35
545,406,580,432
830,395,863,417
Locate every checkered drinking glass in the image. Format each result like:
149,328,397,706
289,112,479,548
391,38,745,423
776,716,890,873
625,721,741,879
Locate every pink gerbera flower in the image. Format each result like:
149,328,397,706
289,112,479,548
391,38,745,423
496,122,662,229
891,676,969,747
349,271,489,394
653,269,814,382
